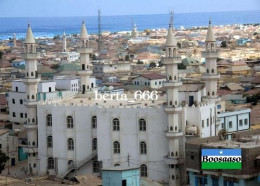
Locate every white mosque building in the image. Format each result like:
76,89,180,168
13,16,251,186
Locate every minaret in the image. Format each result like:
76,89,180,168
163,13,184,186
13,33,17,47
22,24,40,175
77,21,93,94
131,24,138,38
202,20,220,102
62,32,67,52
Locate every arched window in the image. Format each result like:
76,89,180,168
208,92,210,96
113,141,120,154
140,142,147,154
114,163,120,167
207,69,209,73
170,126,173,131
92,138,97,151
211,69,214,73
176,151,178,156
46,114,52,127
47,136,53,148
174,76,177,80
171,152,174,157
32,95,35,99
32,141,35,146
172,175,175,180
139,119,146,131
140,164,147,177
113,118,120,131
48,157,54,169
169,76,172,81
33,163,36,168
212,91,215,96
32,118,35,123
92,116,97,128
67,116,73,128
68,138,74,150
211,43,214,51
175,126,177,131
169,101,173,105
31,72,34,77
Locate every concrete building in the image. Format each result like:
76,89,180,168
133,73,166,89
0,129,18,167
102,166,140,186
93,61,131,74
186,129,260,186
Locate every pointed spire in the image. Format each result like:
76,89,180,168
63,31,66,37
25,24,35,44
205,19,216,42
165,11,177,47
80,21,88,39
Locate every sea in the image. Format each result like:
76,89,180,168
0,10,260,40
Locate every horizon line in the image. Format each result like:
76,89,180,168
0,9,260,18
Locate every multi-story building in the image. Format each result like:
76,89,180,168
186,129,260,186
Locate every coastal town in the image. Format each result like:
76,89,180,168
1,10,260,186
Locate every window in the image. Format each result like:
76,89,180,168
140,142,147,154
229,121,232,128
92,116,97,128
32,95,34,99
139,119,146,131
48,157,54,169
13,112,16,117
92,138,97,151
20,99,23,104
239,119,243,126
222,123,224,129
25,113,27,118
202,120,204,128
47,136,53,148
67,116,73,128
113,118,120,131
217,105,221,109
46,114,52,127
15,87,18,92
68,138,74,150
155,82,157,85
12,99,15,104
244,119,248,125
113,141,120,154
93,161,100,173
140,164,147,177
20,113,23,118
207,119,209,127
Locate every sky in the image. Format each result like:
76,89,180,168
0,0,259,17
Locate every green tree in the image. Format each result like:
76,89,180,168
125,55,130,61
149,62,156,68
137,60,144,64
0,150,9,174
221,41,227,48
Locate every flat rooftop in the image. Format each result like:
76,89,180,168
40,92,167,108
202,134,260,149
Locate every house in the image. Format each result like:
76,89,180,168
226,60,251,75
11,59,25,67
0,129,18,167
132,73,166,89
102,166,140,186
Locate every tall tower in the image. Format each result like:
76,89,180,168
202,20,220,102
62,32,67,52
77,21,93,94
131,24,138,38
13,33,17,47
22,24,40,175
163,13,184,186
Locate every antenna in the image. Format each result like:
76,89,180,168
131,17,134,30
169,10,174,27
98,9,102,56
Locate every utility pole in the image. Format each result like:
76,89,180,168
127,153,130,166
98,9,102,56
7,135,10,175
